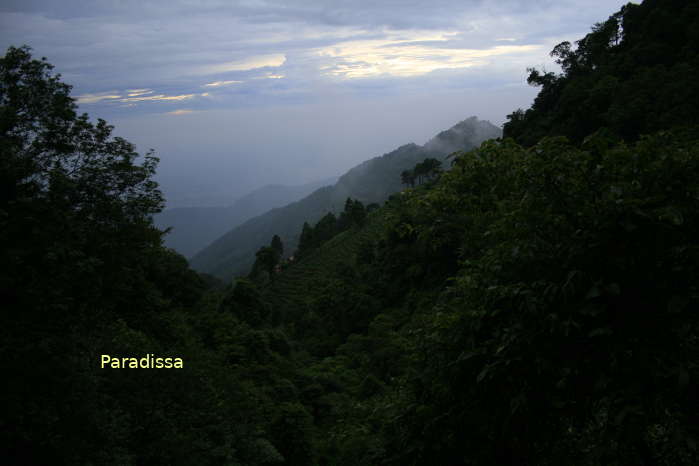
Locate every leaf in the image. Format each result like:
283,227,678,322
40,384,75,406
605,283,620,296
580,303,603,316
588,327,612,337
658,206,684,225
476,366,490,383
586,285,601,299
667,295,689,313
678,367,690,389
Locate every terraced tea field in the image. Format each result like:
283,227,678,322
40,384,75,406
263,209,388,322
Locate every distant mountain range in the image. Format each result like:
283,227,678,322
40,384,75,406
155,178,336,258
190,116,501,280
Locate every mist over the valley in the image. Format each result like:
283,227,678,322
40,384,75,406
113,90,535,209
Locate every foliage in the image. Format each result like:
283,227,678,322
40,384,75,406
296,199,367,258
6,1,699,462
250,234,285,282
190,119,500,281
503,0,699,145
400,157,443,187
376,133,699,464
266,131,699,465
271,234,284,257
247,3,699,462
0,46,314,465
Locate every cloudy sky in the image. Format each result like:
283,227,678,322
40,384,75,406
0,0,629,207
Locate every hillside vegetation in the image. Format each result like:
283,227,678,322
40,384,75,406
3,0,699,464
190,117,500,280
504,0,699,145
155,178,335,258
220,1,699,463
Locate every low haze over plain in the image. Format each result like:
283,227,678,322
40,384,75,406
0,0,629,207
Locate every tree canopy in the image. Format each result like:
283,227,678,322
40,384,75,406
504,0,699,145
0,46,313,465
400,157,442,187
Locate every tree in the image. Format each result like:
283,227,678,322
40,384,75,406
412,161,427,184
220,277,268,325
503,1,699,145
298,221,314,256
251,235,287,280
1,46,163,215
403,158,442,187
0,45,175,463
400,169,415,187
420,157,442,180
251,246,278,280
314,212,338,244
271,234,284,258
378,134,699,464
339,198,367,229
1,44,368,466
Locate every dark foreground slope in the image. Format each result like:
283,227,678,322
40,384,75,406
249,130,699,465
190,117,501,280
155,178,335,258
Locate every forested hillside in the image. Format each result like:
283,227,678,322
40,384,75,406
155,178,335,258
3,0,699,464
503,0,699,145
190,117,500,280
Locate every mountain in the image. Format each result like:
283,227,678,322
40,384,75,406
154,178,335,258
190,116,501,280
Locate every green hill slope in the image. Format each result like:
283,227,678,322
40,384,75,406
190,117,501,280
154,178,336,258
264,208,388,325
221,2,699,463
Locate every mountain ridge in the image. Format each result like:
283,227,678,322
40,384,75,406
190,116,501,280
155,177,336,257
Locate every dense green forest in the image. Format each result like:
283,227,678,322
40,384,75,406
2,0,698,464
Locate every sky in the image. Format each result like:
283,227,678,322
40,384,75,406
0,0,630,207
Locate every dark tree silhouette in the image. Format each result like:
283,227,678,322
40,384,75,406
271,234,284,257
401,169,415,187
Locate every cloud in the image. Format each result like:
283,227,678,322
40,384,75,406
197,54,286,75
252,73,285,79
121,93,195,102
118,92,211,103
203,79,243,87
165,109,195,115
0,0,631,205
76,91,122,104
315,31,542,78
126,88,153,96
1,1,628,111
